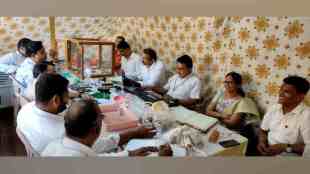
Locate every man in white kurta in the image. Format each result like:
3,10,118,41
17,73,156,156
41,99,157,157
42,136,130,157
258,75,310,156
17,101,125,155
138,48,167,88
117,41,142,80
15,41,47,95
24,61,56,102
17,84,122,155
147,55,203,109
164,72,201,101
139,60,166,87
0,51,28,74
121,52,142,80
15,58,36,92
160,55,202,108
17,73,71,154
17,101,66,154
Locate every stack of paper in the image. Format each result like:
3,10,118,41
170,106,218,133
125,139,166,151
125,139,187,157
101,106,139,132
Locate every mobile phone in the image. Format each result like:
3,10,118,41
219,139,240,148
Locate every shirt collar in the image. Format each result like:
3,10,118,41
178,72,193,80
145,60,157,70
62,137,97,157
16,50,27,58
16,50,22,56
24,58,36,65
280,102,307,116
32,102,64,122
123,52,132,60
290,102,307,115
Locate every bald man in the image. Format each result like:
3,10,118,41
42,98,159,156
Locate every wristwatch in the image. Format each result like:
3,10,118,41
286,144,292,153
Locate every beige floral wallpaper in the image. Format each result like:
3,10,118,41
0,17,117,58
55,17,117,57
0,17,51,55
0,16,309,112
115,17,310,112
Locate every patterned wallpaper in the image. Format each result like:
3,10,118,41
55,17,117,58
0,16,309,112
0,17,51,55
0,17,117,58
115,17,310,112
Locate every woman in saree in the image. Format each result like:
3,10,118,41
206,72,260,131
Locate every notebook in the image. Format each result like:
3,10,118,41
170,106,218,133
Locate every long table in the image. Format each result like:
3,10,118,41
111,93,248,157
60,71,248,156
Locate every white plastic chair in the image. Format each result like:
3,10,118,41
8,75,31,107
16,128,39,157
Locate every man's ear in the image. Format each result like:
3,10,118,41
90,125,101,137
297,93,306,103
51,95,61,105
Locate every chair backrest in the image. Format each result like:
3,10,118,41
16,128,39,157
9,75,31,107
194,86,215,114
8,74,23,95
19,95,31,107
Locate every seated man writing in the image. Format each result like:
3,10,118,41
152,55,202,108
138,48,167,89
117,41,142,80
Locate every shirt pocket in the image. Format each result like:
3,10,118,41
280,118,299,144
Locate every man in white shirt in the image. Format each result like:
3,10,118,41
42,98,162,157
153,55,202,108
17,73,157,155
15,41,47,95
0,38,32,74
17,73,70,154
257,75,310,156
24,61,56,101
138,48,167,88
117,41,142,80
